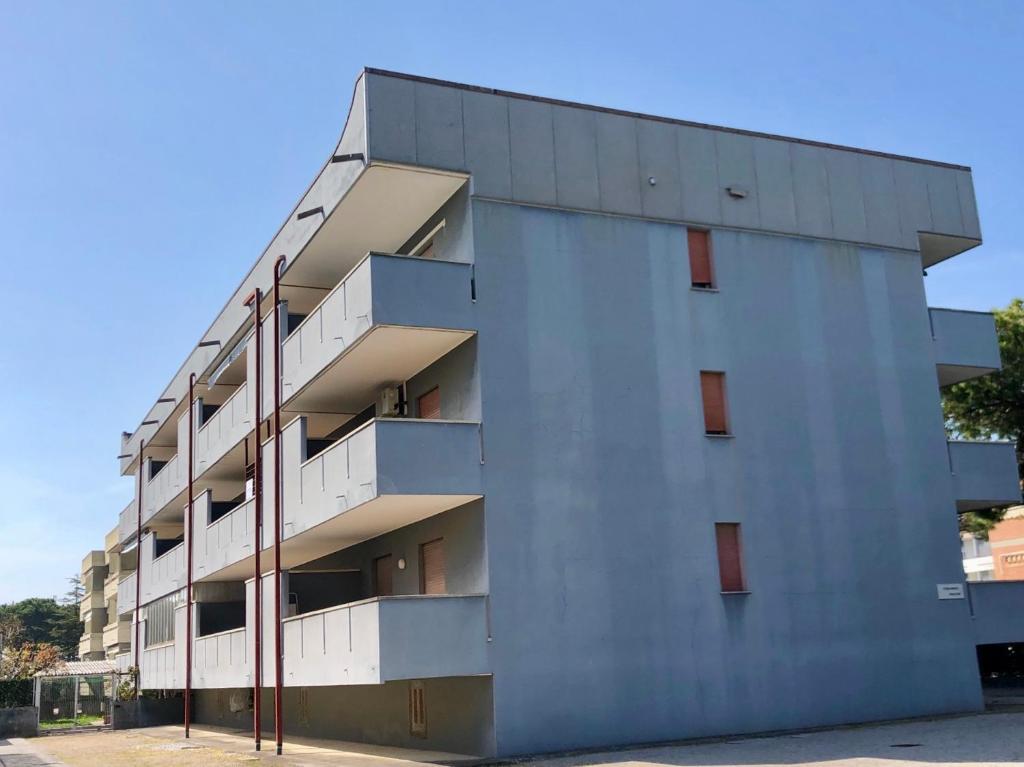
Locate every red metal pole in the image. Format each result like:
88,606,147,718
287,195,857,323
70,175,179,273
245,289,263,752
185,374,196,737
134,438,145,698
272,255,286,755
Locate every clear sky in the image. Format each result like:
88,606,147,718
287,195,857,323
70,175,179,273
0,1,1020,603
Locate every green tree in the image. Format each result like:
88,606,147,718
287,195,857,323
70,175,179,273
0,595,80,659
943,298,1024,537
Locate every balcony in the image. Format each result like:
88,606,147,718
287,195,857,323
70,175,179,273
194,418,482,582
138,601,186,690
103,621,130,650
282,595,489,687
78,632,103,658
280,254,475,414
81,550,104,574
79,590,103,618
192,494,254,581
104,574,120,603
930,308,1002,387
139,534,186,605
118,573,136,616
192,627,248,689
140,643,179,690
949,440,1021,512
142,453,186,525
118,500,136,546
194,380,251,480
969,581,1024,645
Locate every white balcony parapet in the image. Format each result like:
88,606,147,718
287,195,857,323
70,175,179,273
283,416,483,544
282,595,489,687
192,626,248,689
192,492,255,581
195,379,252,479
280,253,475,413
948,440,1021,512
139,533,187,606
138,605,185,690
930,308,1002,387
188,418,482,583
969,581,1024,645
118,572,137,616
118,500,136,546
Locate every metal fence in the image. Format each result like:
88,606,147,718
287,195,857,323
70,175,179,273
34,673,115,731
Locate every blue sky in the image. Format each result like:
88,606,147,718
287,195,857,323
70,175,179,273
0,1,1020,603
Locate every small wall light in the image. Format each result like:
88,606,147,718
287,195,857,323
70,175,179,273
648,176,657,186
397,558,407,570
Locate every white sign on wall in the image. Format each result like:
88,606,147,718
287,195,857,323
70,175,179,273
936,583,966,600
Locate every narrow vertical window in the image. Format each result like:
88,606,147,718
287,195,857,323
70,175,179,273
688,229,714,289
417,387,441,420
420,538,446,595
715,523,746,593
700,371,729,435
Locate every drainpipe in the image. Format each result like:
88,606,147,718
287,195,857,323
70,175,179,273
185,374,196,737
244,288,263,751
134,438,145,698
272,255,286,755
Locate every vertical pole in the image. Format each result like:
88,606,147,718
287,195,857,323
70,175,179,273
185,374,196,737
272,255,285,755
134,438,145,698
245,289,263,751
73,675,79,727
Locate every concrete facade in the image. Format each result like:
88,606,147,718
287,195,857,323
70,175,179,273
79,69,1022,757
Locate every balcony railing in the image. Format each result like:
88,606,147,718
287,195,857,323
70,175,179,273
192,493,255,581
281,595,489,686
283,416,483,544
143,453,185,524
78,632,103,657
948,440,1021,512
969,581,1024,645
195,381,251,478
118,500,136,546
117,572,137,616
192,627,248,689
102,621,130,650
140,535,186,606
930,308,1002,387
279,253,475,412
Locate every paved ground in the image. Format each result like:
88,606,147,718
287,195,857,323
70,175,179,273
14,711,1024,767
533,711,1024,767
24,725,472,767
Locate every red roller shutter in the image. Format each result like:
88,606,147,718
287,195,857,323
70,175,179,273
715,523,746,592
688,229,714,288
700,371,729,435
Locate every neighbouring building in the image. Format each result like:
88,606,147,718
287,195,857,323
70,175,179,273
961,532,995,582
79,526,135,663
81,69,1024,758
985,506,1024,580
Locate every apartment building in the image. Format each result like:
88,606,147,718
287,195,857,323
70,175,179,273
79,527,135,662
90,69,1023,758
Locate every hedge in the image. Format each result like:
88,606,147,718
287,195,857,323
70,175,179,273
0,679,33,708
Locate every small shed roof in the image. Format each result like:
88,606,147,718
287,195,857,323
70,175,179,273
35,660,116,677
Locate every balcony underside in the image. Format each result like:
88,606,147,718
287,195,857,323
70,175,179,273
938,364,1000,388
283,326,474,415
284,164,467,288
200,493,480,583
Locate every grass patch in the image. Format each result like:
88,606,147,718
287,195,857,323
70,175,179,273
40,715,105,730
